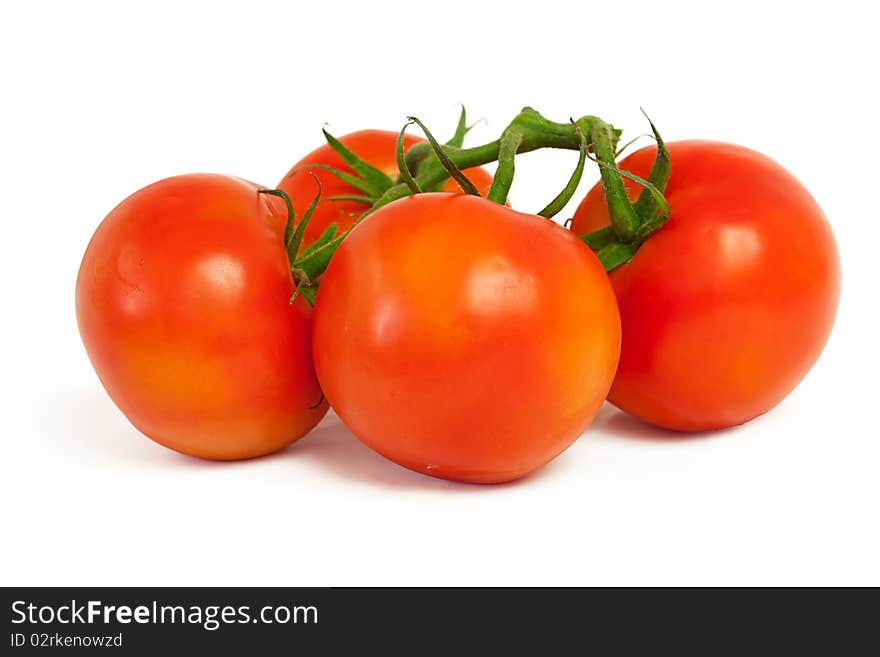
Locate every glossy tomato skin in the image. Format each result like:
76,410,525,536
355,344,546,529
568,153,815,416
277,130,494,246
76,174,328,459
312,193,621,483
570,141,841,431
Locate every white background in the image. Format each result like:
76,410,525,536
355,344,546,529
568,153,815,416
2,1,877,586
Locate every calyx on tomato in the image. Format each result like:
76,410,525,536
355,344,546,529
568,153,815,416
258,177,331,306
579,112,672,270
261,108,489,305
289,106,483,210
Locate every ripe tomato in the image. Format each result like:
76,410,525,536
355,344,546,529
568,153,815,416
571,141,840,431
277,130,494,246
312,193,621,483
76,174,328,459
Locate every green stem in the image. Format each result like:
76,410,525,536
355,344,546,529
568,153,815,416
290,107,670,301
589,119,640,243
537,119,588,218
372,108,611,211
487,128,523,204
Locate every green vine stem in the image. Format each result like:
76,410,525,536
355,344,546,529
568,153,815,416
368,107,614,213
284,106,671,304
588,119,640,243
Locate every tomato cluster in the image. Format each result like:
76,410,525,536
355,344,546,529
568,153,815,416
76,116,840,482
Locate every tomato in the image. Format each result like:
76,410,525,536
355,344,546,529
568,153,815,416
312,193,621,483
76,174,328,459
277,130,494,246
571,141,841,431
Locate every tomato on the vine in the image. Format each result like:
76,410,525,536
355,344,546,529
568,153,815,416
76,174,328,459
312,193,621,483
571,141,840,431
277,130,494,246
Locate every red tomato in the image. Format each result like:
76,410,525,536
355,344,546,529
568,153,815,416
571,141,840,431
312,193,621,483
277,130,494,245
76,174,328,459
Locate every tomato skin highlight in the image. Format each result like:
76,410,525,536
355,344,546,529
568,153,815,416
312,193,621,483
277,130,494,246
76,174,328,459
571,141,841,431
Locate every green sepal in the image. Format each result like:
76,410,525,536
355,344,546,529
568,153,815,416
537,119,587,218
322,128,395,195
285,174,322,264
300,223,339,260
295,230,349,283
295,164,376,198
587,147,670,230
614,133,651,158
632,109,671,223
604,163,670,219
325,194,374,204
595,242,637,270
258,188,296,248
635,210,669,244
298,284,318,307
289,269,311,302
445,105,469,148
580,225,618,250
396,121,421,194
408,116,481,196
